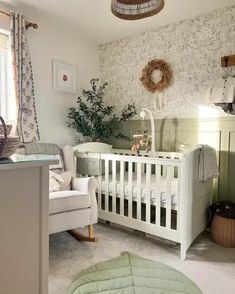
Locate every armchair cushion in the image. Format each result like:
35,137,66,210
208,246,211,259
49,191,90,214
62,145,74,173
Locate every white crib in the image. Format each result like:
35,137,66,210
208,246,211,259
74,146,213,260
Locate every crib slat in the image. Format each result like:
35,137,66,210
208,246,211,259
162,155,167,177
166,165,173,229
98,174,102,210
155,165,161,226
97,159,102,210
128,161,133,218
176,166,181,232
105,159,109,212
146,163,151,223
120,160,125,216
112,160,117,214
137,162,142,220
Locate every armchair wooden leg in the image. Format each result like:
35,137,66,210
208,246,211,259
68,225,98,242
88,224,94,239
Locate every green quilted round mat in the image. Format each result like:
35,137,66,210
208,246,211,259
68,252,202,294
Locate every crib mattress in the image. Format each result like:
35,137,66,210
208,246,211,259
100,172,179,207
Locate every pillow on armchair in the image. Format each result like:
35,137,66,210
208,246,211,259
58,171,72,191
49,171,63,192
49,170,72,192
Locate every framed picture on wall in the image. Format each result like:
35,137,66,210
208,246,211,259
52,60,77,93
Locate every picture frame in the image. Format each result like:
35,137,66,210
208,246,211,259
52,60,77,93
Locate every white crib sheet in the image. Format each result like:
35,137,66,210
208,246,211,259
100,172,179,207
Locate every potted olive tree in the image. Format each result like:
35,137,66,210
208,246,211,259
67,79,136,151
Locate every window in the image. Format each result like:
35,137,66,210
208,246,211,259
0,29,16,127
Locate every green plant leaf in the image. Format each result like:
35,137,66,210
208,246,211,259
67,79,136,142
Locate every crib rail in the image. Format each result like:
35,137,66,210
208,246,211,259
76,151,183,243
101,153,182,165
112,148,183,159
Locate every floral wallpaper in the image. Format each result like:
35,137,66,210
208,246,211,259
100,6,235,119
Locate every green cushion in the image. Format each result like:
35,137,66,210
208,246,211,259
68,252,202,294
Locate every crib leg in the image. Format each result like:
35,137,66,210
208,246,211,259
180,244,187,261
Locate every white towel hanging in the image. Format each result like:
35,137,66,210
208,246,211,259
197,145,219,182
209,77,235,104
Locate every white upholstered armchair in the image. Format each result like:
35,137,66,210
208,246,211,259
16,143,98,242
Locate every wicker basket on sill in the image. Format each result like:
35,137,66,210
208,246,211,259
0,124,12,136
0,116,20,159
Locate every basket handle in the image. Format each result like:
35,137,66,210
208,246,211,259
0,116,8,152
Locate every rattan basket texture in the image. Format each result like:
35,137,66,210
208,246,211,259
111,0,165,20
0,116,20,159
211,214,235,247
0,124,12,136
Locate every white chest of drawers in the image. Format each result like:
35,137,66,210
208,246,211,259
0,160,52,294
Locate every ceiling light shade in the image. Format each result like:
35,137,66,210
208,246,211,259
111,0,165,20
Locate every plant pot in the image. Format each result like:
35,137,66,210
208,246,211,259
73,142,113,153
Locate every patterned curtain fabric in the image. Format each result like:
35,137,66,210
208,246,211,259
10,13,40,142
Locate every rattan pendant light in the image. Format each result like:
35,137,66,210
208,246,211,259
111,0,165,20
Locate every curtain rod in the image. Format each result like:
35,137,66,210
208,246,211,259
0,10,38,29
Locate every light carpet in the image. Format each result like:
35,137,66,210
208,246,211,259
49,223,235,294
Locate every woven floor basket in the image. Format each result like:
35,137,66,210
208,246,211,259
0,116,20,159
211,214,235,247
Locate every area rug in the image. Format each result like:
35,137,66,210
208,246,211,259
68,252,202,294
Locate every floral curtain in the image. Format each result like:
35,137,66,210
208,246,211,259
10,13,40,142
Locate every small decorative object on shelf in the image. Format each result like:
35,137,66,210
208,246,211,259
0,116,20,159
140,59,172,93
132,130,151,155
67,79,137,142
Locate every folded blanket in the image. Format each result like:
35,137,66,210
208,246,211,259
23,143,63,170
197,145,219,182
24,143,61,155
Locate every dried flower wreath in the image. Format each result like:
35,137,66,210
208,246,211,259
140,59,172,93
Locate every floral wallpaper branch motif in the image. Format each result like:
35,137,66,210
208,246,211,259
100,6,235,119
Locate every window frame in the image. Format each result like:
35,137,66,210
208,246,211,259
0,28,16,126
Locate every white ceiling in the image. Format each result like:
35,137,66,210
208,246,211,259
1,0,235,44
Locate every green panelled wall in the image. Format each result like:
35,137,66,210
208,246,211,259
106,117,235,202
